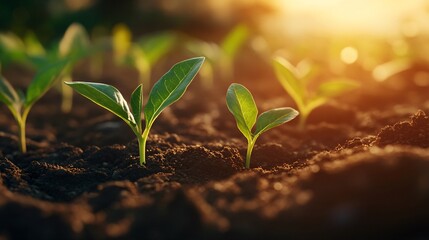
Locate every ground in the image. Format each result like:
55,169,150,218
1,52,429,239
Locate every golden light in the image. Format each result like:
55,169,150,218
340,47,358,64
272,0,429,36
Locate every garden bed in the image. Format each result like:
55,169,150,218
1,53,429,240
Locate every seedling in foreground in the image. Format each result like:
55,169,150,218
0,61,68,152
273,56,359,129
66,57,204,165
226,83,298,168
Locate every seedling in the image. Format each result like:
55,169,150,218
226,83,298,168
273,56,359,129
0,32,46,69
186,24,248,86
66,57,204,165
0,61,68,152
57,23,90,113
112,24,176,88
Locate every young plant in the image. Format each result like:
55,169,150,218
57,23,90,113
112,24,176,88
186,24,248,86
226,83,298,168
273,56,359,129
0,61,68,152
65,57,204,165
0,32,46,69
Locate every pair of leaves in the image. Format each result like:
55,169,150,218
273,57,359,113
65,57,205,134
226,83,299,140
0,60,68,112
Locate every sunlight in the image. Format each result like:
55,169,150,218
275,0,429,36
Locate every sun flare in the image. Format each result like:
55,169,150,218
273,0,429,36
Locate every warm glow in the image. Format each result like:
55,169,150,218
340,47,358,64
274,0,429,36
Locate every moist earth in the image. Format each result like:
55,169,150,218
1,58,429,239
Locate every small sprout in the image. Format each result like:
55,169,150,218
0,32,30,67
131,32,176,88
0,61,68,152
112,24,176,88
66,57,204,165
226,83,298,168
186,24,248,86
273,56,359,129
58,23,91,113
112,23,132,64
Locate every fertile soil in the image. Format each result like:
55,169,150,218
1,52,429,240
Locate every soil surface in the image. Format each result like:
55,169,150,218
1,53,429,239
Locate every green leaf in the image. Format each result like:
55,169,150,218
0,32,28,65
273,57,305,108
226,83,258,139
316,79,359,98
144,57,204,126
254,107,299,136
221,24,248,59
26,60,68,107
0,74,20,107
138,32,176,66
131,84,143,130
65,81,135,125
59,23,90,59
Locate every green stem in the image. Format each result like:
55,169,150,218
245,138,256,169
61,75,73,113
139,127,151,165
298,110,309,131
17,108,30,153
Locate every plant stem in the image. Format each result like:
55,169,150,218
17,108,30,153
18,120,26,153
61,75,73,113
245,138,256,169
139,127,151,165
298,111,308,131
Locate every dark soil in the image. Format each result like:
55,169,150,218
1,54,429,239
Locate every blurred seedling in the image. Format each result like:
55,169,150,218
0,31,47,70
66,57,204,165
226,83,298,168
112,24,177,89
273,56,359,129
186,24,248,87
0,61,68,152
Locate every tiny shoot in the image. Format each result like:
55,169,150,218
0,61,68,152
186,24,248,86
58,23,90,113
226,83,298,168
273,56,359,129
112,24,176,88
66,57,204,165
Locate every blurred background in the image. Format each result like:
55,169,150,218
2,0,429,86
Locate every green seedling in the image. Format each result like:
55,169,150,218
226,83,298,168
66,57,204,165
57,23,90,113
112,24,176,88
0,61,68,152
186,24,248,86
273,56,359,129
0,32,46,69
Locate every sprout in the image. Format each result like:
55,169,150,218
0,61,68,152
226,83,298,168
66,57,204,165
273,56,359,129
